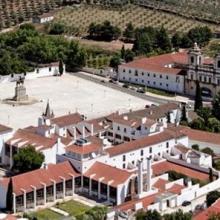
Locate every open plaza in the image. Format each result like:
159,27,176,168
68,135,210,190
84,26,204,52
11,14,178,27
0,74,149,129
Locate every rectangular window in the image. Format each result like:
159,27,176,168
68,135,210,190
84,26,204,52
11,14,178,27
166,76,169,80
141,149,144,156
160,75,162,78
123,155,126,161
123,163,126,169
148,73,150,77
166,142,169,148
149,147,152,153
123,69,126,73
154,74,156,78
142,72,144,76
135,70,138,76
209,77,212,83
129,70,132,73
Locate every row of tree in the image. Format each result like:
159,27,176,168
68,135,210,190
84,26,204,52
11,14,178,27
0,23,86,75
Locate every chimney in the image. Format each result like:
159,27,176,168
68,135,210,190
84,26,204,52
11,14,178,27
146,157,152,191
73,127,77,140
141,117,146,124
138,160,143,195
82,126,85,139
91,124,94,136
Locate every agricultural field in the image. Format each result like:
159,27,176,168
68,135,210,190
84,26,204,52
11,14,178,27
54,4,219,36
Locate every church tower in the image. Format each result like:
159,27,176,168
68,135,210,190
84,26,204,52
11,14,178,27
38,100,54,126
188,42,203,66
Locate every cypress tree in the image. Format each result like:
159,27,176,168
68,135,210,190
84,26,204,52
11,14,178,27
194,80,203,112
59,59,64,76
6,178,13,212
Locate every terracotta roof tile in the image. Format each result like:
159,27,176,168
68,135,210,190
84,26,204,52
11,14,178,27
106,131,182,157
152,161,209,181
51,113,83,127
84,162,133,187
1,161,79,196
120,52,187,75
194,199,220,220
0,124,12,133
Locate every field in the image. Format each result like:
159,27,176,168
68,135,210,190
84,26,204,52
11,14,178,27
0,73,150,129
54,4,218,35
27,209,62,220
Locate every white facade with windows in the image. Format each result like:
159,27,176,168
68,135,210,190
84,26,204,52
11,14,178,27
118,66,185,94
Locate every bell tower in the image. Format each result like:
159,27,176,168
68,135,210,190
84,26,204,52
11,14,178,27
188,42,203,66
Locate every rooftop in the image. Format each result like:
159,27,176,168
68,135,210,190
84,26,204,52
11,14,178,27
84,162,134,187
0,161,79,196
0,124,12,134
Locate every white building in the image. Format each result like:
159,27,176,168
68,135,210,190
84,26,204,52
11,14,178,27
118,52,187,94
32,13,54,24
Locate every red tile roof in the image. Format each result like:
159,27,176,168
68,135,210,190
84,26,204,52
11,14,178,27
179,126,220,146
152,160,209,181
51,113,83,127
0,161,79,196
120,52,187,75
6,129,57,151
106,130,184,157
0,124,12,134
84,162,133,187
194,199,220,220
65,136,103,155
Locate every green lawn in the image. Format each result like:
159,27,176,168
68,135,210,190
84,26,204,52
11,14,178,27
146,87,175,97
56,200,90,217
28,209,62,220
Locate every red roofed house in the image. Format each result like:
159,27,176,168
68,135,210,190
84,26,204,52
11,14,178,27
0,161,80,213
118,51,187,94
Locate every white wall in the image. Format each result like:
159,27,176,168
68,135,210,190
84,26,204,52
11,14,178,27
118,66,184,94
0,185,7,208
0,130,13,164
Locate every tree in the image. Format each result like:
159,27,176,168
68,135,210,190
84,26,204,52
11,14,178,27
197,107,212,124
163,209,192,220
121,45,125,59
180,34,193,48
77,206,107,220
189,118,205,130
49,22,65,35
133,33,152,55
209,168,214,182
206,191,220,207
59,59,64,75
109,54,121,71
201,147,215,156
13,145,45,173
136,210,162,220
65,41,86,71
194,81,203,112
123,22,135,41
181,104,188,123
208,213,220,220
191,144,199,151
207,117,220,133
6,178,13,211
172,32,182,50
212,91,220,120
124,49,135,62
156,26,172,52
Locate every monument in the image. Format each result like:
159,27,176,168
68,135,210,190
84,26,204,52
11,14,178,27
13,76,28,101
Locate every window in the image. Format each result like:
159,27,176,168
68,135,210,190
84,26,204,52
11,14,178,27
142,80,144,83
149,147,152,153
115,134,121,139
160,75,162,78
129,77,131,81
123,155,126,161
123,69,126,73
153,82,156,85
191,86,193,90
49,67,51,72
166,84,169,87
148,81,150,84
123,77,125,80
135,79,138,82
191,56,194,64
166,142,169,148
142,72,144,76
124,128,127,133
36,68,39,73
141,150,144,156
117,126,120,131
191,74,193,80
166,76,169,80
218,79,220,85
153,74,156,78
135,70,138,76
148,73,150,77
209,77,211,83
129,70,132,73
199,76,202,82
123,164,126,169
160,83,162,86
218,60,220,68
204,76,207,82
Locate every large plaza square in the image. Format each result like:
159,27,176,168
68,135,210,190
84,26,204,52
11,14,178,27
0,74,150,129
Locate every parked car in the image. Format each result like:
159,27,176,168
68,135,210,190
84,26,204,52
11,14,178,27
137,88,145,93
182,201,191,206
122,84,129,88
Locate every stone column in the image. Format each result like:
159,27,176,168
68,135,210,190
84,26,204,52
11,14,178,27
98,181,101,200
43,183,47,204
52,180,56,201
22,190,27,212
72,176,75,197
9,145,13,169
107,184,110,202
61,177,66,198
13,193,16,214
89,178,92,196
32,186,37,209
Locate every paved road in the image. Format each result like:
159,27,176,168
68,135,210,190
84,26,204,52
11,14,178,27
73,72,174,105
